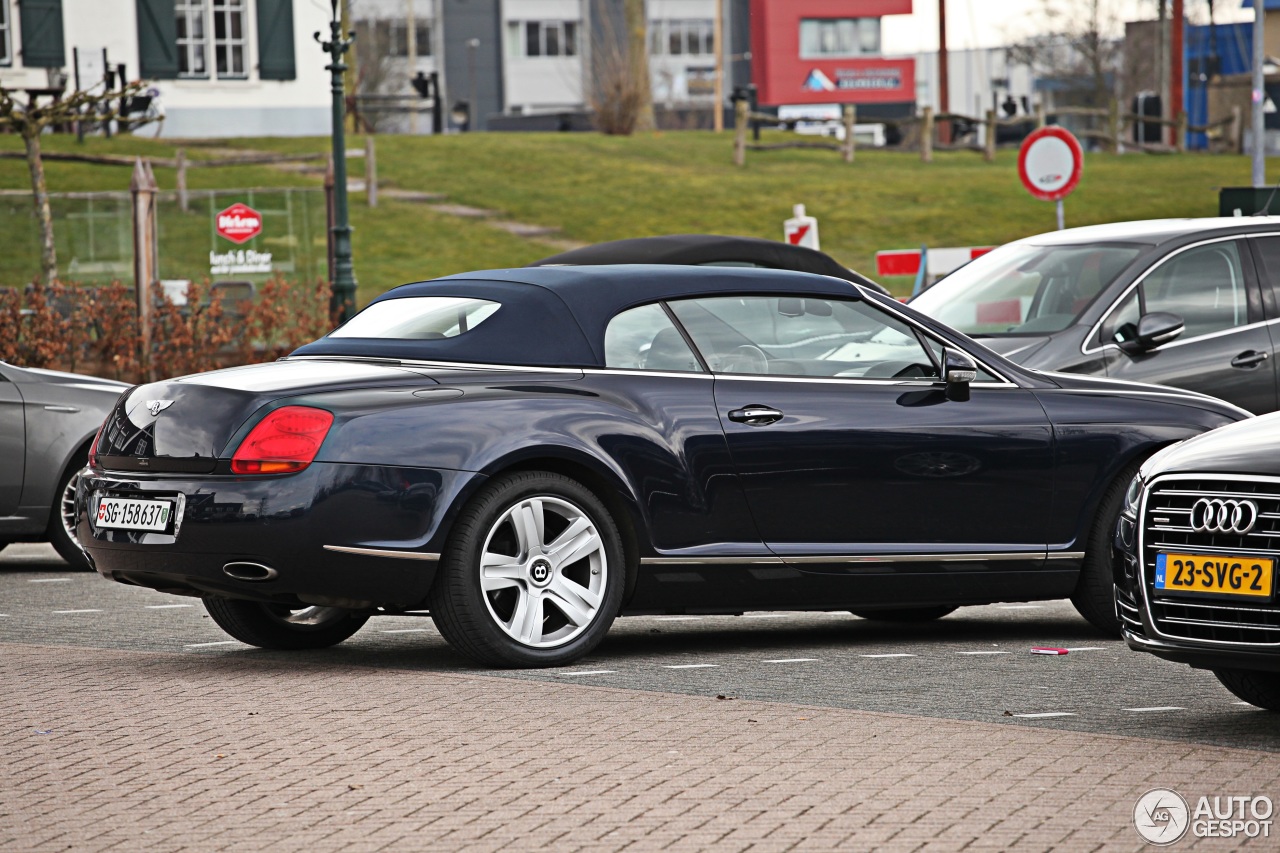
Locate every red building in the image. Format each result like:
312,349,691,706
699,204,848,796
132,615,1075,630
749,0,915,115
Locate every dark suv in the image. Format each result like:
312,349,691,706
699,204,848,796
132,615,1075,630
910,218,1280,414
1116,412,1280,710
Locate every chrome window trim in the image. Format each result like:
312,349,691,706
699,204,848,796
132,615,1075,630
285,355,586,375
1081,233,1274,357
640,550,1080,566
323,545,441,561
1138,471,1280,649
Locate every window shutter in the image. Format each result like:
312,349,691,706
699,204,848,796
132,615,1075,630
136,0,179,79
256,0,296,81
18,0,65,68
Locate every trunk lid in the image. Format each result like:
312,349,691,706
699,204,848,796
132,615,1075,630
97,360,439,473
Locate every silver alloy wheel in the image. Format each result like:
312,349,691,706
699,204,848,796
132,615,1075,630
262,605,351,630
59,467,86,550
479,495,607,649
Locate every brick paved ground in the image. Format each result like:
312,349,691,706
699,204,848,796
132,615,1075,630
4,640,1279,852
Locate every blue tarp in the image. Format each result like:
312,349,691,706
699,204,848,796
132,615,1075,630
1186,21,1254,150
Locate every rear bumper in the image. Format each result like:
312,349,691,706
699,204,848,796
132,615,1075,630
78,462,480,611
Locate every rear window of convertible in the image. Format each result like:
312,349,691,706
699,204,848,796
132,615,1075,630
329,297,501,339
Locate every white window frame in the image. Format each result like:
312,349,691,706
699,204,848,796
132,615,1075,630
177,0,251,81
799,18,881,59
505,20,579,59
649,19,714,57
0,1,12,67
176,0,209,78
211,0,249,79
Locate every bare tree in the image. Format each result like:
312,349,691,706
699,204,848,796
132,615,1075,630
586,0,655,135
353,17,398,133
1008,0,1125,109
0,81,152,286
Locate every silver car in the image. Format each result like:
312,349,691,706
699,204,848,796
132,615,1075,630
0,361,127,568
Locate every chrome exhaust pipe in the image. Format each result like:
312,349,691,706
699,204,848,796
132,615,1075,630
222,562,278,582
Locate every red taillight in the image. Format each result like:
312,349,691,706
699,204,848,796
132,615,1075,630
88,423,104,468
231,406,334,475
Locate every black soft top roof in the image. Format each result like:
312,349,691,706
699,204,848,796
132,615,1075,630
292,264,868,367
531,234,882,290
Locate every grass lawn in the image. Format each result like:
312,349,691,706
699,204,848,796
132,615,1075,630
0,130,1272,304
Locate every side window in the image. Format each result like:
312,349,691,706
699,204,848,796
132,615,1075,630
1251,236,1280,311
1101,288,1141,345
1140,241,1248,339
668,295,941,380
604,304,704,372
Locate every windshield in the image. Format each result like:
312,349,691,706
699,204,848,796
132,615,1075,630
909,242,1145,335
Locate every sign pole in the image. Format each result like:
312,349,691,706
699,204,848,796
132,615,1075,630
318,0,358,323
1056,199,1065,231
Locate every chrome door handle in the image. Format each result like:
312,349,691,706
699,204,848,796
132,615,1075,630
1231,350,1270,369
727,405,784,425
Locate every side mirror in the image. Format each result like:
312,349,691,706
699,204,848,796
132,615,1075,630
1119,312,1184,353
943,348,977,402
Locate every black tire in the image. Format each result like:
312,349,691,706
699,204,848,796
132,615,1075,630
47,454,91,571
202,597,369,650
1070,460,1143,637
429,471,626,668
1214,669,1280,711
850,606,957,622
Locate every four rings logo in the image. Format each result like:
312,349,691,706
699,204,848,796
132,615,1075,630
1190,498,1258,535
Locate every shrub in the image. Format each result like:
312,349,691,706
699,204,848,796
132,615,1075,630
0,277,335,383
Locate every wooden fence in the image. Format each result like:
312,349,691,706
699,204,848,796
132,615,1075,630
733,98,1245,166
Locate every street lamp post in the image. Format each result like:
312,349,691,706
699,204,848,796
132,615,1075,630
317,0,358,322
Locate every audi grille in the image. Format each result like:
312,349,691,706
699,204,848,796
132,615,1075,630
1136,475,1280,645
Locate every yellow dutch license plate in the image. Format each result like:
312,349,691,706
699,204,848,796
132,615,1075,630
1155,553,1275,600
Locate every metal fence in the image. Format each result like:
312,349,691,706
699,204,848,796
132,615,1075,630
0,187,328,287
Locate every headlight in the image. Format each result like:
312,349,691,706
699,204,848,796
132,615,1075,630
1122,473,1143,518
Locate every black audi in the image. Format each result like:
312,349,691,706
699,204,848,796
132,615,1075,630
1116,413,1280,710
909,218,1280,415
79,266,1247,667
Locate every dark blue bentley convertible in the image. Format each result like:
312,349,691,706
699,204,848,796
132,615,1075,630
79,266,1248,666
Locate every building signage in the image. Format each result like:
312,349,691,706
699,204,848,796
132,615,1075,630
804,67,903,93
211,202,272,275
215,203,263,244
749,0,914,107
209,249,274,275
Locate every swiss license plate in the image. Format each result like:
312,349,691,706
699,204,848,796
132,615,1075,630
96,497,174,533
1155,553,1274,600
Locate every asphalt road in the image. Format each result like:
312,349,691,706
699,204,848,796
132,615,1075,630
4,542,1277,753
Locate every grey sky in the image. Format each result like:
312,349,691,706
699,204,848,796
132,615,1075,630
881,0,1254,55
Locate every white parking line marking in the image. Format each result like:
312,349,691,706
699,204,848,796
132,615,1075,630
1012,712,1076,718
860,653,916,659
957,651,1009,656
29,578,71,583
184,641,240,648
146,604,194,609
998,605,1042,610
742,614,791,619
379,628,429,634
1123,706,1185,712
1065,647,1105,652
764,658,819,663
52,609,101,614
654,616,702,621
559,670,616,676
663,664,719,669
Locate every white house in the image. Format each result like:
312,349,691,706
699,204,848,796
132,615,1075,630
0,0,331,137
